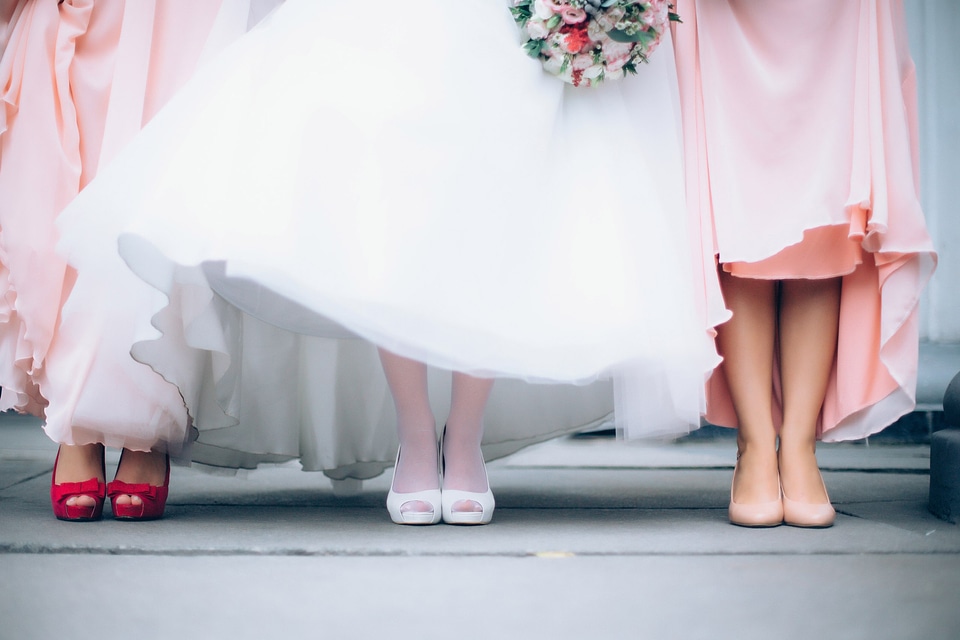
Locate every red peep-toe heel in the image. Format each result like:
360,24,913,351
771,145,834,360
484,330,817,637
107,452,170,521
50,445,107,522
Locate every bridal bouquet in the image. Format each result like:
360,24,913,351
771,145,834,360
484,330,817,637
510,0,680,87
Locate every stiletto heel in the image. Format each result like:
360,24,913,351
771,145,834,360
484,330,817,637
50,445,106,522
386,445,441,525
728,457,783,528
782,471,835,528
440,429,494,525
107,451,170,521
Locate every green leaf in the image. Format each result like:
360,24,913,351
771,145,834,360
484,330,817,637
607,29,638,43
522,39,545,58
608,28,656,44
510,6,532,26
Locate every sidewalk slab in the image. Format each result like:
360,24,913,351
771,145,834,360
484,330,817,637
2,554,958,640
2,412,958,640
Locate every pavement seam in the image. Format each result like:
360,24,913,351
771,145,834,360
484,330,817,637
2,547,959,558
1,468,52,490
501,465,930,474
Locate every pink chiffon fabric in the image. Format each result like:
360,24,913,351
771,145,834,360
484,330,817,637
0,1,17,55
0,0,240,450
674,0,937,441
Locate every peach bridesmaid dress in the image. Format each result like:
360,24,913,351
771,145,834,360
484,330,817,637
674,0,937,441
0,0,257,451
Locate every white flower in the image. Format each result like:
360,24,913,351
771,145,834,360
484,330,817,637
533,0,555,20
587,20,605,41
526,19,550,40
604,67,625,81
543,53,566,75
597,6,626,30
583,64,604,80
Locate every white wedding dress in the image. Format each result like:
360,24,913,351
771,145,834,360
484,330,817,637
56,0,724,478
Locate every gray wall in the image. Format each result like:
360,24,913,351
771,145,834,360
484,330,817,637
907,0,960,342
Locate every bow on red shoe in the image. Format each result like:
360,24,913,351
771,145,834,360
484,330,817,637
107,455,170,521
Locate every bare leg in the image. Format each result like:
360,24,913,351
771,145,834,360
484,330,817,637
112,449,169,507
379,349,438,513
777,278,841,503
443,371,494,512
716,271,780,504
54,443,104,509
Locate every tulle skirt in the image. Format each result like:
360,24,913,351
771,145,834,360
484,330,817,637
56,0,724,475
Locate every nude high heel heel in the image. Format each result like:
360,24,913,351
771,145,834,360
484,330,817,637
728,457,783,528
782,471,835,528
386,445,442,525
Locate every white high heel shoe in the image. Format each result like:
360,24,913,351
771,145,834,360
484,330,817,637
440,431,495,525
386,445,441,526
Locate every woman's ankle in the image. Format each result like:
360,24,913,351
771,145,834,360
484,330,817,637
777,444,828,503
113,449,167,486
54,443,105,484
441,441,487,494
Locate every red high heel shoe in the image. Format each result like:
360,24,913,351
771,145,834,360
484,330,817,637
107,452,170,521
50,445,107,522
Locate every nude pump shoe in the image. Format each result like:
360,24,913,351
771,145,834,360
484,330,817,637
727,458,783,528
782,472,835,528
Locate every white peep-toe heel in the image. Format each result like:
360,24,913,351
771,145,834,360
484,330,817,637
441,485,495,525
440,430,495,525
386,446,442,526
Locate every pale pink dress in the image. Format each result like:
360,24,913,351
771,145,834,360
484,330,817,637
674,0,937,441
0,0,245,450
0,1,17,55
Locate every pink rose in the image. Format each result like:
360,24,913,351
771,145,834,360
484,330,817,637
602,40,633,72
572,53,595,71
605,54,630,73
602,39,633,59
561,7,587,25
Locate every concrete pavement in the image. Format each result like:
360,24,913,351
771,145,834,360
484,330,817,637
1,412,958,640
